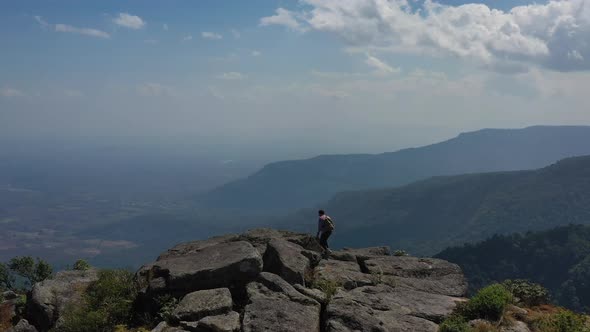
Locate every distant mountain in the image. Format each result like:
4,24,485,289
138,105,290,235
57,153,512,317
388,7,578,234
289,155,590,256
436,224,590,311
201,126,590,211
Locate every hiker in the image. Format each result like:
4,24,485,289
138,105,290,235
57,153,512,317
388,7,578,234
317,209,334,254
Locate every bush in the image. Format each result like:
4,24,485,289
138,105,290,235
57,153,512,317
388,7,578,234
533,308,590,332
154,294,178,323
57,269,138,332
502,279,549,307
393,250,408,257
8,256,52,287
311,278,340,302
73,259,91,271
466,284,513,321
439,315,470,332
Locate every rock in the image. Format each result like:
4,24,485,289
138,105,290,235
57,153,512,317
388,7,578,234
151,321,189,332
326,284,463,331
243,272,321,332
195,311,241,332
2,291,18,300
172,288,233,322
294,284,328,305
138,241,263,296
263,239,311,285
364,256,467,296
341,246,391,261
501,321,531,332
157,235,239,260
7,319,38,332
27,269,99,331
238,228,323,255
315,259,373,290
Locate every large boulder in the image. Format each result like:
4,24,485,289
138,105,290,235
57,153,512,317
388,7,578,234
243,272,321,332
364,256,468,296
262,239,313,285
27,269,99,331
182,311,241,332
326,284,463,331
7,319,38,332
315,259,373,290
172,288,233,322
137,241,263,296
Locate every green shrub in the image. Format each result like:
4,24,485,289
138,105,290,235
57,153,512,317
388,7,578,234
502,279,549,307
393,250,408,257
56,269,138,332
439,315,470,332
533,308,590,332
154,294,178,323
8,256,52,287
73,259,91,271
466,284,513,321
311,278,340,302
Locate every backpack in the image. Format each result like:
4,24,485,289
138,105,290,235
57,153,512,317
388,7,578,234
324,216,335,231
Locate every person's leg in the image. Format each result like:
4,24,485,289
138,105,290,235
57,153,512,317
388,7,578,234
319,232,328,250
321,231,332,252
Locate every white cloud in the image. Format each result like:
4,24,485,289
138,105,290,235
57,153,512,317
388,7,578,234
251,50,262,57
260,8,305,32
137,83,177,97
217,72,246,80
34,15,49,28
163,23,169,31
262,0,590,71
55,24,110,38
113,13,146,30
231,29,241,39
365,54,400,75
34,16,110,39
202,31,223,40
0,88,25,98
182,35,193,41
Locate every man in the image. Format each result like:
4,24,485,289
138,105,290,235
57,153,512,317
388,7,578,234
317,209,334,254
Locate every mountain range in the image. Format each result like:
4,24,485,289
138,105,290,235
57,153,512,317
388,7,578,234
201,126,590,211
285,154,590,256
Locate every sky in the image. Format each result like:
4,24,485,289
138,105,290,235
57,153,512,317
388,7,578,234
1,0,590,158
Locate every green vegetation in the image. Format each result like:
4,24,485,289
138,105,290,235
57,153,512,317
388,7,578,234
56,269,138,332
393,250,408,257
437,224,590,311
73,259,91,271
531,308,590,332
0,256,52,291
439,315,470,332
0,263,13,290
154,294,179,323
465,284,513,321
8,256,53,288
311,278,340,302
502,280,549,307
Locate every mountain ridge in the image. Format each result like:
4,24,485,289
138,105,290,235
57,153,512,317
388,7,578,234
201,125,590,211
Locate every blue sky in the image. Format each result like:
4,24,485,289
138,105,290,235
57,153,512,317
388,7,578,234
1,0,590,157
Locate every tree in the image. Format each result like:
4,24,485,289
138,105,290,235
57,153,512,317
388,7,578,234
0,262,14,290
9,256,52,287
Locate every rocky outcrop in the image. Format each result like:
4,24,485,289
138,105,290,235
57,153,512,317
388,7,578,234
172,288,233,322
243,272,321,332
7,319,38,332
364,256,468,297
13,228,466,332
134,228,467,332
27,269,98,331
